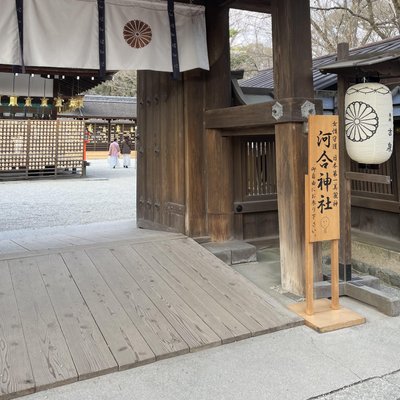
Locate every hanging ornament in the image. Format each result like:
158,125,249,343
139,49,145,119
40,78,49,107
76,95,84,109
24,97,33,107
25,74,32,108
54,96,64,112
345,82,393,165
9,96,18,107
9,73,18,107
116,125,121,133
41,97,49,107
68,97,77,111
87,124,93,132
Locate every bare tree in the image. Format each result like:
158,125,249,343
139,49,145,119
229,1,400,76
311,0,400,55
229,9,272,78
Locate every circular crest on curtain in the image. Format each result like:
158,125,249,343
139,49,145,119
345,83,393,164
123,20,152,49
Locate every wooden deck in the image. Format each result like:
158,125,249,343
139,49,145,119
0,226,302,399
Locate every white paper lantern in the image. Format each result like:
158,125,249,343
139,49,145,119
345,82,393,164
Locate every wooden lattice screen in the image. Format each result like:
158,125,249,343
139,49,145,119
0,120,84,179
236,132,399,217
244,137,277,198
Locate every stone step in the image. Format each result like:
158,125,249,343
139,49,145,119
202,240,257,265
351,232,400,288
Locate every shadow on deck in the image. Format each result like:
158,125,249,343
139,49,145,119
0,222,302,399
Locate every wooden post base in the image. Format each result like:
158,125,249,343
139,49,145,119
288,298,365,333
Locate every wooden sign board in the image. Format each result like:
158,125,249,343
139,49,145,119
289,115,365,333
308,115,340,242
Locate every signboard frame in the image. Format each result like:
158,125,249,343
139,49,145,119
289,115,365,332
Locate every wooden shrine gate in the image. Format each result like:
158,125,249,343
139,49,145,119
137,1,318,295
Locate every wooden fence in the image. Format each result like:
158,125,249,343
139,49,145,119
238,133,399,214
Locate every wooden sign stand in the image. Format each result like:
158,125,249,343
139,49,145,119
289,115,365,333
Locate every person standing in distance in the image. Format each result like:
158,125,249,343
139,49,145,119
108,138,120,168
121,136,132,168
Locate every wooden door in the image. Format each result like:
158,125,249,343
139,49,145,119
137,71,186,233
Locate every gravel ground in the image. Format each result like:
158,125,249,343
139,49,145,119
0,159,136,232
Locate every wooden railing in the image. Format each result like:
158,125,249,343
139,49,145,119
351,161,396,198
350,132,400,213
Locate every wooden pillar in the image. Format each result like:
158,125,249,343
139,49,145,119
184,70,207,238
205,4,233,241
337,43,352,280
271,0,314,295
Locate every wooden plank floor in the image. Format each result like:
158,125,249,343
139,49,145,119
0,233,303,400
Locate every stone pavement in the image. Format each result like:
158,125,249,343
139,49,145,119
318,371,400,400
18,294,400,400
0,159,136,231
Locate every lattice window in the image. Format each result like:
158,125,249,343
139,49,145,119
244,137,277,198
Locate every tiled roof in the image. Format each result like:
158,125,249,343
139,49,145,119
241,36,400,91
60,95,136,119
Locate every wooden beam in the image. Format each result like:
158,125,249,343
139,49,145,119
223,0,272,13
346,172,392,185
205,98,322,129
233,199,278,213
351,196,400,214
221,126,275,136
